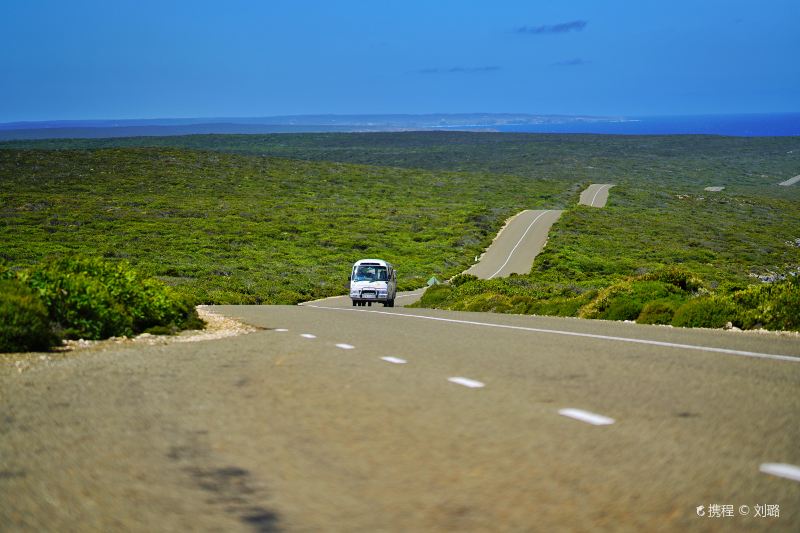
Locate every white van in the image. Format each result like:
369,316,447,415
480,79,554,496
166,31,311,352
349,259,397,307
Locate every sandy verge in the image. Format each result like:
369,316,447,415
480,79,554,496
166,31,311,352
1,306,258,374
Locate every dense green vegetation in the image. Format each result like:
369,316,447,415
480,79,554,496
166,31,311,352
0,147,572,305
1,257,202,352
414,267,800,331
537,185,800,285
4,131,798,197
2,131,799,334
0,278,60,352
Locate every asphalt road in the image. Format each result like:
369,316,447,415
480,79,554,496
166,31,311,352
3,305,799,531
464,209,564,279
579,184,615,207
460,183,611,281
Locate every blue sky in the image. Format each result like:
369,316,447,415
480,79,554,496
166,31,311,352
1,0,798,121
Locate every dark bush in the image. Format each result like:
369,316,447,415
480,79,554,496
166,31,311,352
602,298,644,321
637,298,682,325
672,296,738,328
0,279,61,352
450,273,478,287
639,266,704,292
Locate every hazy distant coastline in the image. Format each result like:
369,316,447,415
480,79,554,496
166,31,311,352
0,112,797,140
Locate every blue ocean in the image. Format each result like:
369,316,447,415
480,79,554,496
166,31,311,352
489,113,800,137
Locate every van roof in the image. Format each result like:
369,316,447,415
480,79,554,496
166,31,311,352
353,258,392,267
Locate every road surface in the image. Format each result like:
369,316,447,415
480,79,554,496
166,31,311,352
463,209,564,279
579,184,615,207
2,304,799,531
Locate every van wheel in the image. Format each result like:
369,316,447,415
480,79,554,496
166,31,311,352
352,300,357,306
384,299,394,308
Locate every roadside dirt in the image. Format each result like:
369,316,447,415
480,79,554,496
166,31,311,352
0,306,257,376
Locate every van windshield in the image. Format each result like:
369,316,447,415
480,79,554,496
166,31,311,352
354,265,387,282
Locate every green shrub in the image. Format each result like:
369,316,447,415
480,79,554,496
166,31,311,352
580,280,683,321
414,284,454,308
579,281,632,319
17,256,202,340
639,266,705,292
732,277,800,331
0,279,61,352
457,292,513,313
637,298,682,325
527,291,598,317
450,273,478,287
672,296,738,328
603,298,645,321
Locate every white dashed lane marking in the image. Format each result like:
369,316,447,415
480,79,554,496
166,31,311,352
381,356,407,364
300,333,317,339
336,343,355,350
448,377,485,389
275,328,289,332
558,408,615,426
760,463,800,482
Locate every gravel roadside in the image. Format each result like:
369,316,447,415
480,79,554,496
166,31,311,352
0,306,258,376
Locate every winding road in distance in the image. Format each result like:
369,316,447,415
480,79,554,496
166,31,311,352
3,184,800,532
463,209,563,280
463,182,613,279
579,183,615,207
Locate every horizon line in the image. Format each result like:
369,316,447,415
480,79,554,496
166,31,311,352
2,111,800,128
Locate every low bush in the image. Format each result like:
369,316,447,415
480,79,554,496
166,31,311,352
639,266,705,292
731,277,800,331
579,280,684,321
413,284,454,308
450,273,478,287
671,296,738,329
0,279,61,352
603,298,645,321
637,298,683,325
578,281,631,319
15,256,203,340
526,291,597,317
455,292,514,313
